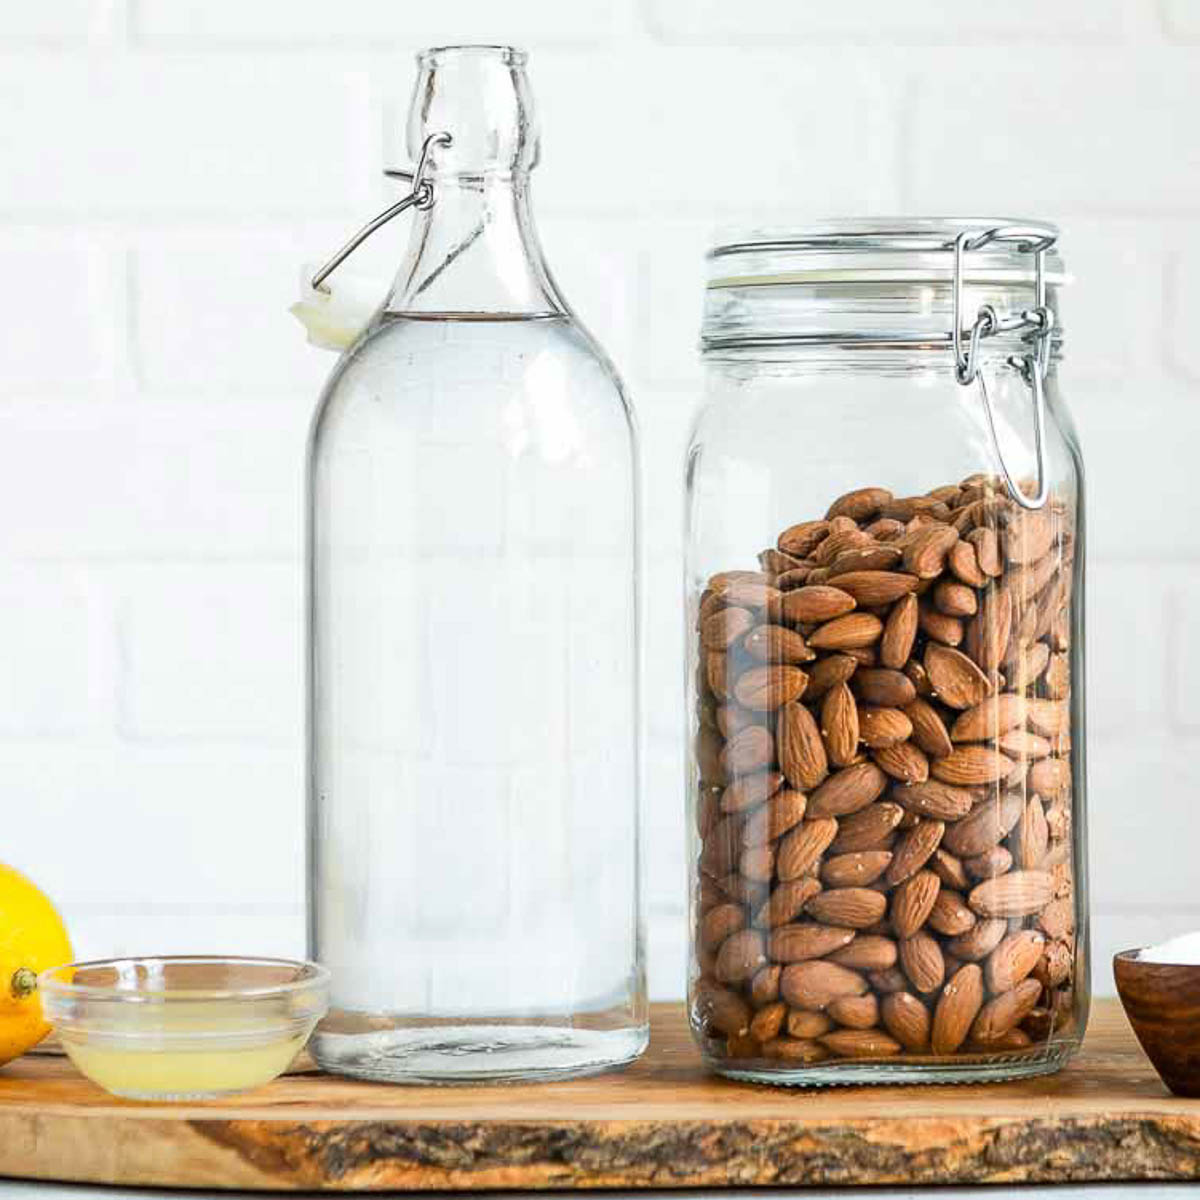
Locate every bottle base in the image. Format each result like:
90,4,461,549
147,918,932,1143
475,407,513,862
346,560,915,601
310,1022,649,1085
710,1040,1079,1087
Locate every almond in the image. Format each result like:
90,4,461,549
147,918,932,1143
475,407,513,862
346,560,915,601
829,801,904,853
998,728,1052,759
873,740,930,784
1029,757,1071,798
821,683,860,767
925,643,994,709
814,528,873,567
781,960,869,1011
904,697,955,758
832,570,920,606
749,1000,788,1043
778,520,831,558
1007,641,1051,691
700,902,746,951
741,789,808,847
930,745,1014,786
759,547,805,575
899,930,945,994
701,605,755,650
1032,939,1073,988
787,1010,833,1038
951,693,1029,743
769,920,859,963
880,992,930,1051
749,964,782,1005
891,869,941,939
986,930,1046,993
1043,652,1071,699
828,935,898,972
947,917,1007,962
886,819,945,886
744,624,817,665
918,605,965,647
693,982,751,1037
857,706,913,748
1004,509,1056,565
827,486,893,522
968,870,1056,918
806,887,888,930
820,850,893,889
781,584,856,625
809,612,885,651
739,843,775,883
931,579,977,619
828,545,904,576
868,966,908,993
705,650,732,701
1015,797,1050,869
903,523,959,579
930,848,971,891
966,587,1013,672
942,792,1024,857
964,844,1014,880
826,992,881,1030
948,539,987,587
776,816,839,880
696,725,727,784
970,978,1043,1042
804,653,859,699
698,814,742,877
927,889,976,937
714,703,756,739
819,1028,901,1057
734,664,808,712
853,667,917,708
761,1036,829,1062
714,928,768,983
714,577,784,611
966,526,1003,576
753,877,822,928
808,761,889,818
777,701,829,791
719,724,775,776
894,779,975,822
880,593,919,669
1027,698,1070,737
720,769,784,814
1038,898,1075,941
931,963,985,1054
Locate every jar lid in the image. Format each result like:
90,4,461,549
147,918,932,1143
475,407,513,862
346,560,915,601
707,217,1067,289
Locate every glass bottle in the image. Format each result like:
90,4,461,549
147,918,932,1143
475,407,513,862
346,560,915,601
306,45,646,1083
685,220,1087,1084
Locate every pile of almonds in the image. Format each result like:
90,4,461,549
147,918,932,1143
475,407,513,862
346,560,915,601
691,475,1078,1069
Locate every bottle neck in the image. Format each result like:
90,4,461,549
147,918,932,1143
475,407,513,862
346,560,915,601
385,171,565,319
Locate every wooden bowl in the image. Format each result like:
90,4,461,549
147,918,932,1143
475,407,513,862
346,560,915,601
1113,948,1200,1097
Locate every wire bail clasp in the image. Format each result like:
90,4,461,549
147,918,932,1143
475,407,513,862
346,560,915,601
949,225,1059,511
309,132,452,294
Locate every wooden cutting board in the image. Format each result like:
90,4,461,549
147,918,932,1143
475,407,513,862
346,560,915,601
1,998,1198,1191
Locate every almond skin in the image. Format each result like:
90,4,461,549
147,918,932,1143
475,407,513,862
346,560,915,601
804,653,860,700
919,605,965,648
720,770,784,814
714,928,768,983
951,693,1029,743
925,643,994,709
826,486,893,522
1016,797,1050,869
1029,757,1071,798
942,792,1025,857
903,523,959,579
826,992,881,1030
781,960,869,1011
719,724,775,777
741,789,808,847
970,978,1043,1043
930,848,971,891
880,992,931,1051
780,584,856,625
891,869,941,939
713,577,784,612
819,1028,901,1057
948,539,987,587
734,664,809,712
886,819,945,886
873,740,930,784
986,930,1047,993
701,606,755,650
828,935,898,972
966,587,1013,672
809,612,885,651
927,889,977,937
853,667,917,708
787,1010,834,1038
967,526,1003,576
931,963,985,1054
761,1036,829,1063
693,982,751,1037
777,520,831,558
808,761,889,819
777,700,829,791
828,545,904,576
821,683,860,767
699,902,746,951
806,887,888,930
893,779,974,822
828,802,904,853
776,817,839,880
964,844,1014,880
749,964,782,1006
744,624,817,665
768,921,856,963
749,1000,788,1043
880,593,919,669
904,697,955,758
947,917,1008,962
969,870,1056,918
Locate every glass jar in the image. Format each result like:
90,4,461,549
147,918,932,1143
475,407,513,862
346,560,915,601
685,219,1087,1084
306,45,646,1083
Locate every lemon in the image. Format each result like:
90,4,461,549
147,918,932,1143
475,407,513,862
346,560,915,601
0,863,72,1066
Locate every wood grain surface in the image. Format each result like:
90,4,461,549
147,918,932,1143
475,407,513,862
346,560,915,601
1,999,1198,1190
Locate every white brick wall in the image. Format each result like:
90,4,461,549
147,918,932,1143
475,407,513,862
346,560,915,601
2,0,1198,1004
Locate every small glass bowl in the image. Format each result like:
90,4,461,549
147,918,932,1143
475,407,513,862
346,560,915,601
39,955,330,1101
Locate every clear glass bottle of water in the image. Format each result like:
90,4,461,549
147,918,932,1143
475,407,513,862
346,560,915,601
306,45,646,1083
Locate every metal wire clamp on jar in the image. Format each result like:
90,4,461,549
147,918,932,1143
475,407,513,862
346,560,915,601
686,219,1087,1085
